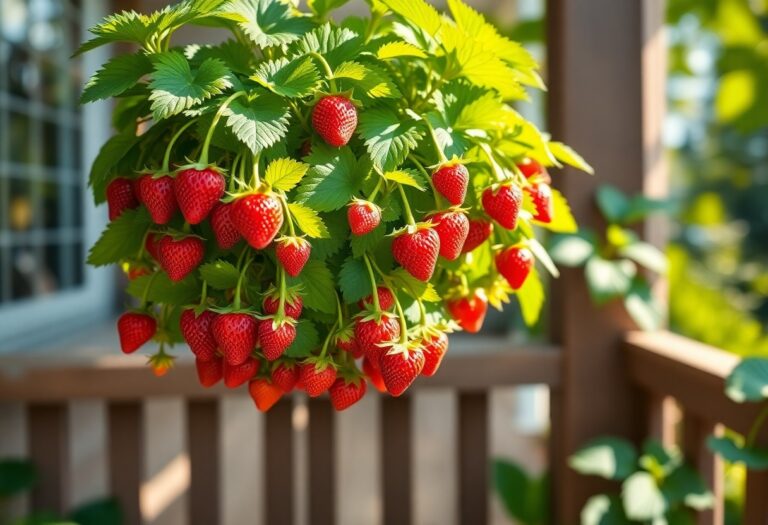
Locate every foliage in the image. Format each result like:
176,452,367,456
493,459,548,525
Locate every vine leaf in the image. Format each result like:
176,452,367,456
199,260,240,289
251,56,320,98
223,93,291,154
265,158,309,191
88,208,152,267
81,52,153,103
357,108,424,171
223,0,313,48
288,202,329,239
297,145,363,211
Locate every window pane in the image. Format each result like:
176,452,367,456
43,120,59,167
41,180,60,230
8,177,36,231
8,44,37,100
11,244,38,300
9,110,32,164
71,241,83,286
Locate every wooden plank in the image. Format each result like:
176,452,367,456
187,399,220,525
458,393,488,524
682,416,723,525
308,398,335,525
265,398,294,525
646,394,678,448
27,404,69,515
381,396,412,525
108,401,143,525
744,470,768,525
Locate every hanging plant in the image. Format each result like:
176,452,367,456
81,0,593,411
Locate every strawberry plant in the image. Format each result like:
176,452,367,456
81,0,592,411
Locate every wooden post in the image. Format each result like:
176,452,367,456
28,404,69,515
187,400,220,525
547,0,667,520
108,401,144,525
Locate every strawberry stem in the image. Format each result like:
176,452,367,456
139,272,159,310
233,252,253,311
410,156,442,209
251,151,262,187
278,191,297,236
368,176,383,202
310,52,337,91
319,320,339,359
161,119,196,174
229,153,242,193
392,293,409,345
397,184,416,226
478,142,508,183
334,291,344,328
199,91,245,167
424,117,448,163
362,253,382,312
277,267,287,320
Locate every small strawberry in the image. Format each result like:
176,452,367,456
271,362,299,393
258,318,297,361
231,193,284,249
380,346,425,396
299,140,313,158
300,359,338,397
180,309,218,362
174,167,225,224
156,235,204,282
117,312,156,354
137,174,178,225
275,236,311,277
335,324,362,357
354,314,401,365
106,177,139,221
446,289,488,333
263,294,303,319
357,286,395,311
148,351,175,377
362,357,386,392
210,203,242,249
196,357,223,388
347,199,381,236
125,264,151,280
330,377,367,411
482,184,523,230
429,210,470,261
249,379,283,412
145,233,161,261
527,183,554,223
223,357,260,388
496,246,534,290
432,163,468,206
517,157,551,183
461,219,493,254
421,332,449,377
312,95,358,147
392,225,440,282
212,313,259,366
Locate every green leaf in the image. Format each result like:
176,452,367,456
389,268,440,302
639,439,681,478
357,108,424,171
335,61,401,99
291,23,362,68
707,435,768,470
339,257,371,304
148,52,232,120
68,497,122,525
224,0,313,48
199,260,240,289
663,464,714,511
725,357,768,402
380,0,442,37
584,256,637,304
624,195,672,223
376,41,426,59
350,223,386,258
285,320,319,358
569,436,638,480
89,132,141,204
453,92,503,131
288,202,329,238
596,185,630,223
0,459,37,497
126,272,201,306
250,56,320,98
307,0,351,18
549,141,594,174
527,238,559,279
542,189,579,233
619,241,667,274
621,471,666,520
334,61,367,80
581,495,631,525
517,267,544,327
75,10,154,55
88,208,152,267
548,233,596,267
185,39,254,75
287,259,336,313
297,145,363,211
224,93,291,154
493,459,548,525
624,279,663,331
383,169,423,190
265,158,309,191
81,52,153,103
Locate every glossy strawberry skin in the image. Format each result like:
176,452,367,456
156,235,204,282
231,193,284,249
357,286,395,311
380,348,425,397
421,332,449,377
496,246,534,290
527,183,554,223
196,357,223,388
517,158,550,183
354,315,401,366
363,357,387,392
174,167,225,224
429,211,470,261
223,357,260,388
249,379,283,412
117,312,156,354
106,177,139,221
275,237,311,277
312,95,358,147
263,295,303,319
271,363,299,392
347,200,381,236
432,163,469,206
300,362,337,397
137,174,178,225
211,313,258,366
461,219,493,254
392,227,440,282
330,378,367,411
145,233,161,261
446,290,488,333
482,184,523,230
180,309,218,362
336,335,362,358
211,203,242,250
258,319,297,361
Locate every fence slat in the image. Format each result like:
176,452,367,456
382,396,412,525
108,401,143,525
187,399,220,525
682,415,723,525
27,404,69,514
265,398,294,525
458,392,488,524
308,398,335,525
745,467,768,524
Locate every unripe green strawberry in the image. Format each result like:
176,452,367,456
312,95,357,147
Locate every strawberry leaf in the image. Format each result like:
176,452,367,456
285,320,319,358
223,93,291,154
199,260,240,289
376,41,427,59
286,259,336,313
541,189,579,233
338,257,371,304
380,0,442,38
549,141,595,174
288,202,329,238
335,61,401,99
75,10,155,55
81,52,153,104
87,208,152,267
89,131,142,204
291,23,362,68
126,272,201,306
307,0,351,18
265,158,309,192
383,169,424,191
251,56,321,98
296,145,363,211
517,267,544,326
357,108,424,171
389,268,440,302
350,223,386,257
223,0,313,48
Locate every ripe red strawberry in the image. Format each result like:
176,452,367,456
363,357,387,392
196,356,223,388
358,286,395,311
392,226,440,281
347,199,381,236
527,183,554,223
117,312,156,354
432,163,468,206
421,332,449,377
223,357,260,388
312,95,357,147
126,264,151,280
258,318,297,361
380,347,425,396
137,174,178,225
482,184,523,230
174,167,225,224
180,309,218,362
271,362,299,392
249,379,283,412
461,219,493,254
336,334,362,357
496,246,534,290
429,210,470,261
275,237,311,277
263,295,303,319
106,177,139,221
212,313,258,366
231,193,284,249
354,314,401,365
300,360,338,397
145,233,161,260
446,289,488,333
330,378,367,411
517,158,550,183
156,235,204,282
210,203,242,249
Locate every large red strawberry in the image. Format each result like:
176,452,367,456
527,183,554,223
429,210,470,261
421,332,449,377
106,177,139,221
211,203,242,249
358,286,395,311
211,313,258,366
231,193,284,249
258,318,297,361
196,356,223,388
362,357,386,392
223,357,260,388
330,377,367,411
517,158,551,183
137,174,178,225
300,360,337,397
312,95,357,147
263,294,303,319
354,314,401,365
117,312,156,354
249,379,283,412
446,289,488,333
156,235,204,282
180,309,218,361
482,184,523,230
347,199,381,236
461,219,493,254
174,167,225,224
380,347,425,396
392,226,440,281
432,163,468,206
275,237,311,277
271,362,299,392
496,246,534,289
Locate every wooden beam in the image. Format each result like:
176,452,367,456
264,399,294,525
457,393,488,524
187,400,220,525
107,401,144,525
381,396,412,525
308,398,335,525
28,404,69,515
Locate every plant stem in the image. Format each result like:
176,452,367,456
233,254,253,311
199,91,245,166
319,320,338,359
368,175,384,202
161,119,196,173
747,405,768,448
424,117,448,163
229,153,242,193
397,184,416,226
393,294,408,344
251,151,262,187
478,142,508,183
363,253,381,312
140,272,159,309
310,52,337,91
410,156,442,209
198,280,208,308
279,191,297,236
334,291,344,328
